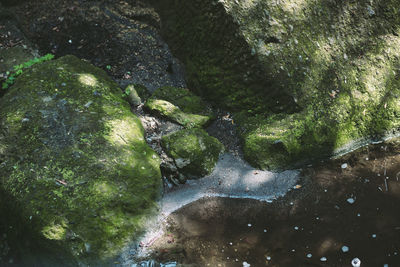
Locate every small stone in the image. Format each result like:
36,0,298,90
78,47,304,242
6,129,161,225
342,246,349,252
263,229,267,232
307,253,312,258
248,223,252,227
372,234,377,238
351,258,361,267
320,257,327,262
266,256,271,261
294,226,299,230
341,163,348,169
347,198,355,204
243,262,251,267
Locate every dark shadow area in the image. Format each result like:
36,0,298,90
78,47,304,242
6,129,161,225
148,0,299,114
0,187,77,266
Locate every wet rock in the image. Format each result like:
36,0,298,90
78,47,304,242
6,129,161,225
161,128,224,178
0,55,162,264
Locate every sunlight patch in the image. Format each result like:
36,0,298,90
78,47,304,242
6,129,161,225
78,73,98,87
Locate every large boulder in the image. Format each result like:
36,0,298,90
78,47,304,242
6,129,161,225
151,0,400,169
0,55,161,264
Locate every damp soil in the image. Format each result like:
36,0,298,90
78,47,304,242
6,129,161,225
142,140,400,267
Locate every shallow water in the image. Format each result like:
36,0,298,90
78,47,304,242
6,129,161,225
134,140,400,267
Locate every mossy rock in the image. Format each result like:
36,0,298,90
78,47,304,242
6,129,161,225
0,55,162,264
125,84,151,105
145,99,210,128
145,86,213,128
152,0,400,169
161,128,224,178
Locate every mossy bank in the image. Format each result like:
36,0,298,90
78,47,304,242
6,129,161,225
151,0,400,169
0,55,162,264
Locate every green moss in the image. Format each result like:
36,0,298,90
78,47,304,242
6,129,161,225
0,55,162,264
149,86,213,116
145,86,213,128
161,128,224,178
153,0,400,169
145,99,210,128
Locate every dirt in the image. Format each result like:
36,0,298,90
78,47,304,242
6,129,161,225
7,0,186,92
141,140,400,267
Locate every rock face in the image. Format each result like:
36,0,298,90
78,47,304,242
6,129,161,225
0,55,161,264
151,0,400,169
161,128,224,178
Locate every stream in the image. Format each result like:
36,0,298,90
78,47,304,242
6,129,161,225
121,139,400,267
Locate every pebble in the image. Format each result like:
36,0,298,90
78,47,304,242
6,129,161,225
384,264,389,267
266,256,271,261
307,253,312,258
263,229,267,232
342,246,349,252
294,226,299,230
372,234,377,238
243,262,250,267
347,198,355,204
320,257,327,262
352,258,361,267
341,163,348,169
248,224,252,227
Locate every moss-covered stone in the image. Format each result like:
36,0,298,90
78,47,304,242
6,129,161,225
151,0,400,169
125,84,142,106
161,128,224,178
0,55,162,264
145,99,209,128
145,86,213,128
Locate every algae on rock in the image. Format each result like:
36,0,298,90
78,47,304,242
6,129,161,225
161,128,224,178
0,55,162,264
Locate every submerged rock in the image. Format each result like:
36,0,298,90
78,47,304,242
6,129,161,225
152,0,400,169
0,55,161,264
161,128,224,178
